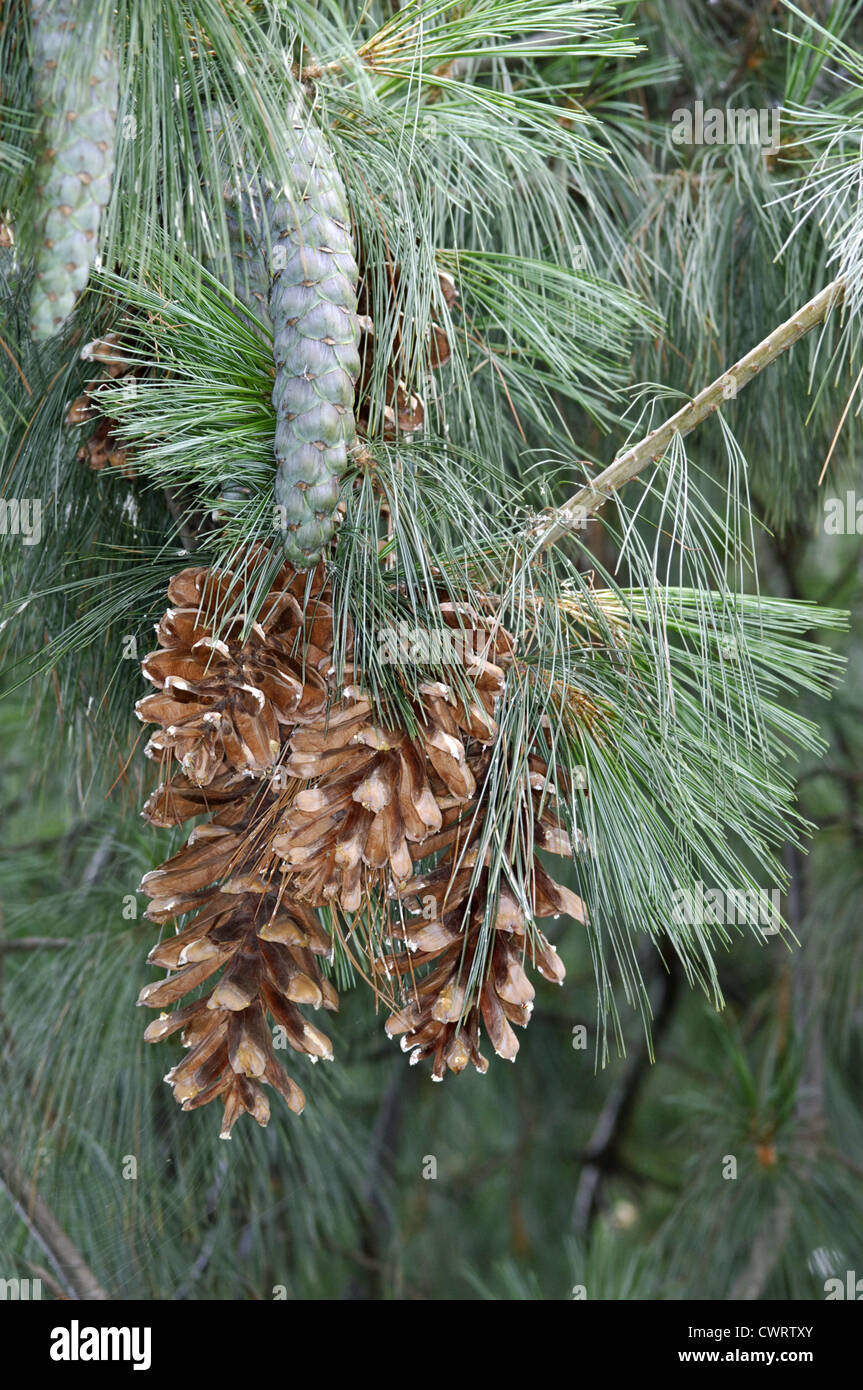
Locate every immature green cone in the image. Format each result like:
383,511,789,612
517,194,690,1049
29,0,118,339
269,104,360,566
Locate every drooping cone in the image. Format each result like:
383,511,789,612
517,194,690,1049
138,780,337,1137
136,564,587,1120
270,604,512,911
273,696,442,911
268,103,361,566
29,0,118,339
136,555,336,785
384,767,584,1079
267,590,584,1079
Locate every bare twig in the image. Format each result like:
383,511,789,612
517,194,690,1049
534,279,845,554
22,1260,69,1302
163,489,197,553
0,1143,108,1301
572,960,679,1239
0,937,76,953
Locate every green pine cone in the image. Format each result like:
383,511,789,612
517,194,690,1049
269,106,360,567
29,0,118,340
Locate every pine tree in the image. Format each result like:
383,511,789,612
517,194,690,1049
1,0,862,1304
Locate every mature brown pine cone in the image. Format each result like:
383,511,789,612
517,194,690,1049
136,557,335,785
272,695,445,911
382,758,584,1079
136,560,585,1121
270,611,511,910
141,767,255,829
138,782,337,1137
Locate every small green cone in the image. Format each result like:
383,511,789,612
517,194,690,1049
268,103,360,568
29,0,118,340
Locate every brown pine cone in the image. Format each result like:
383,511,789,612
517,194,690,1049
272,696,445,911
136,557,336,786
141,767,255,829
136,551,588,1121
269,600,513,909
138,784,337,1137
270,653,504,910
382,760,584,1079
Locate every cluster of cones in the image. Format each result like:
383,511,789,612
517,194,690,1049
136,550,584,1134
64,257,455,489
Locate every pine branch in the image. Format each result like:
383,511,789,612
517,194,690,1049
0,937,75,953
534,278,846,552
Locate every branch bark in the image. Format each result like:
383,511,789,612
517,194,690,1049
534,278,845,554
572,959,679,1239
0,1143,108,1301
0,937,76,953
341,1061,405,1301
